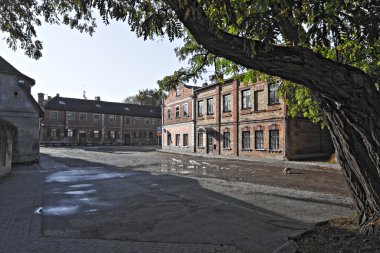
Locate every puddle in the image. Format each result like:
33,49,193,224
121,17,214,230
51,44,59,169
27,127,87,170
78,197,112,206
86,209,97,213
42,205,80,216
151,183,159,187
69,184,93,188
187,165,195,169
46,168,136,183
64,189,97,195
171,158,182,163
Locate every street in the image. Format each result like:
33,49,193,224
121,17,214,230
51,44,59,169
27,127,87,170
0,146,354,253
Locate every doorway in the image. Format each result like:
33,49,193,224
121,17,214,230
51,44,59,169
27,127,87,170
207,133,214,154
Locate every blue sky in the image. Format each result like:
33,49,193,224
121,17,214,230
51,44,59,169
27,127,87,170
1,18,189,103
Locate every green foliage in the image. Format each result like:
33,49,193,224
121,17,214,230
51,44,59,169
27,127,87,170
1,0,379,123
124,88,161,106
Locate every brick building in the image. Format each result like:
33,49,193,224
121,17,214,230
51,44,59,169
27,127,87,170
39,95,161,145
162,84,197,152
162,79,334,160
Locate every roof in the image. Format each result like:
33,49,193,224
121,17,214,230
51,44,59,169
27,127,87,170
0,56,35,85
194,77,236,93
44,96,161,118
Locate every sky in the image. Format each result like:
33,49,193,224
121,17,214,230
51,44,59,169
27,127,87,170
1,18,191,103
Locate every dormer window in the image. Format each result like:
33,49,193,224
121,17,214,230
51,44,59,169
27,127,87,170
96,104,101,108
176,86,180,96
59,101,66,105
124,107,130,111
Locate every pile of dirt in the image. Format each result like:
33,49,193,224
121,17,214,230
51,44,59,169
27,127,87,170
293,216,380,252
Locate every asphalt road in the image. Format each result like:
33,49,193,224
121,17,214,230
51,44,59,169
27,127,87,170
39,146,354,253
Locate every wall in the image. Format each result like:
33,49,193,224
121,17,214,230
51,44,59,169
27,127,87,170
287,118,334,160
0,73,41,163
162,84,195,152
0,120,16,177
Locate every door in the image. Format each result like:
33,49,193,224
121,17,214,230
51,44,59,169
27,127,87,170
78,132,87,145
124,133,131,145
207,133,213,153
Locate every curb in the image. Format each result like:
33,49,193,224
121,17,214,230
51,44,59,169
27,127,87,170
271,219,331,253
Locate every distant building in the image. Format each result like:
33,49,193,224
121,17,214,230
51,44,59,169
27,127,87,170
162,78,334,160
39,95,161,145
0,56,43,176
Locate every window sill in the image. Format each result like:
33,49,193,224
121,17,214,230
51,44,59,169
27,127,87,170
222,148,232,150
197,146,205,149
254,149,265,151
241,148,253,152
268,149,282,153
240,109,252,115
206,115,215,119
268,103,281,106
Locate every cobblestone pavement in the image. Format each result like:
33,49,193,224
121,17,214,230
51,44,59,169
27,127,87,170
0,146,354,253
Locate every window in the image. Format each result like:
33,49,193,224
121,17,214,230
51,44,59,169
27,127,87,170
79,113,87,121
67,112,75,121
269,130,280,150
109,131,117,139
223,94,231,112
50,111,58,120
125,116,131,124
175,106,180,118
93,114,100,123
198,133,204,146
67,129,73,137
198,101,204,116
207,98,214,115
223,132,231,149
242,131,250,150
145,119,150,125
133,131,137,138
255,131,264,149
149,132,153,139
183,134,188,146
269,82,280,104
152,119,156,125
175,134,180,146
94,130,100,139
139,131,143,138
167,133,172,145
176,86,180,96
49,128,60,137
242,89,250,109
168,109,171,119
135,117,141,125
183,103,189,117
109,115,116,124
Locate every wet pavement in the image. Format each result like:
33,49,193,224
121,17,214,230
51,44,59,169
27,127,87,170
0,146,355,253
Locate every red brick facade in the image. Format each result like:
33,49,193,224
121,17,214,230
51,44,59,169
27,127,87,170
162,84,196,152
162,79,334,160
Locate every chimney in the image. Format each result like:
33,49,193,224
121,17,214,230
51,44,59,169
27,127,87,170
48,96,52,101
56,93,60,97
38,93,45,106
202,82,208,87
95,96,101,101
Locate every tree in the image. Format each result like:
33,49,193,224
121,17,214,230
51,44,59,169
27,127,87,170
1,0,379,232
122,95,140,105
123,88,161,106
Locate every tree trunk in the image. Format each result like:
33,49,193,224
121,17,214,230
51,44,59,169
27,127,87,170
163,0,380,231
315,92,380,233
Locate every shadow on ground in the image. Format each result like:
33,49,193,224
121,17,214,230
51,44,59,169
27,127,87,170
41,153,311,253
